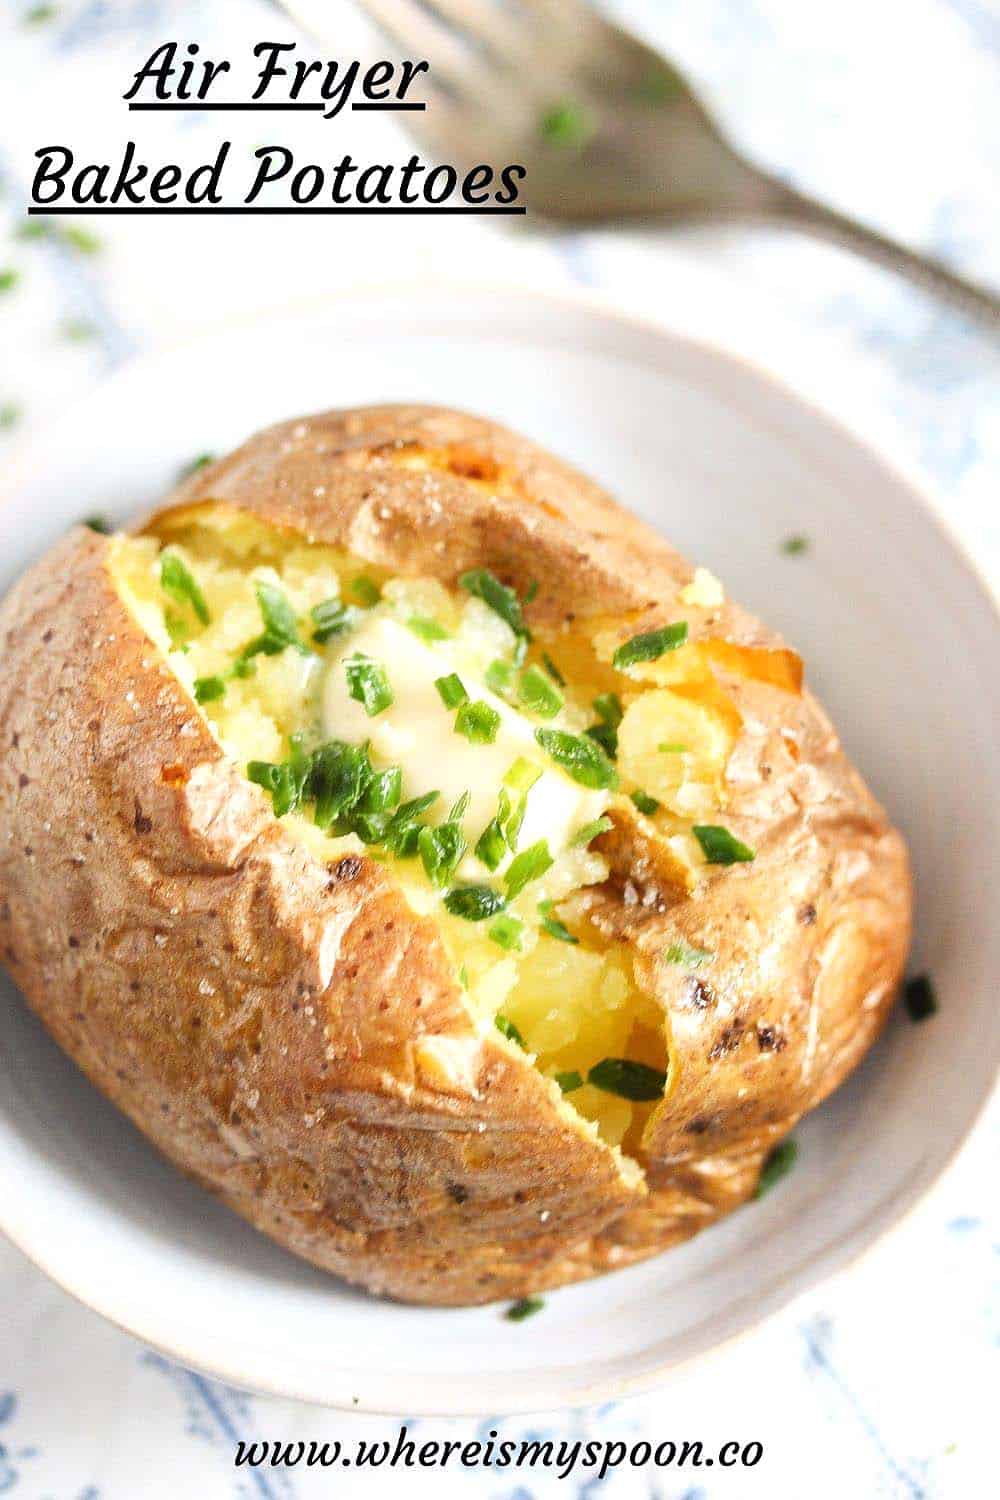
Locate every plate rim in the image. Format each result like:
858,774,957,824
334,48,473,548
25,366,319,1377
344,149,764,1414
1,277,998,1415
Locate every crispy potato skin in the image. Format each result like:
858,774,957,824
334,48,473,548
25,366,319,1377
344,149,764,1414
0,405,911,1304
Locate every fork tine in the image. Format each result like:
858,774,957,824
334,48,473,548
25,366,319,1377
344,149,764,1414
358,0,510,108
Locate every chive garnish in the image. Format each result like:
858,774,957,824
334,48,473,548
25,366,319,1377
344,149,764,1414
535,728,618,790
0,269,19,295
345,654,394,716
629,789,661,816
570,815,613,847
238,580,306,659
541,652,565,686
485,658,517,698
519,664,563,719
443,885,506,921
455,700,501,744
505,1295,545,1322
538,899,578,945
311,598,358,644
418,819,467,889
612,622,688,670
781,535,810,556
193,675,226,704
692,824,755,864
663,940,713,968
160,551,210,626
349,575,381,607
178,452,215,480
489,914,525,952
554,1070,583,1093
659,742,688,754
83,514,112,534
407,614,450,642
588,1058,667,1101
504,839,553,900
434,672,468,709
459,568,531,646
495,1012,525,1046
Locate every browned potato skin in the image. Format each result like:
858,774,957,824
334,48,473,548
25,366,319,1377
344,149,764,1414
0,405,911,1305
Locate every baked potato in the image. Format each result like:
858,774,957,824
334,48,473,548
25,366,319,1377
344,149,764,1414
0,404,911,1306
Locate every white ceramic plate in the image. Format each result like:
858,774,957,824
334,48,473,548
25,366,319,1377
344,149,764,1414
1,285,998,1416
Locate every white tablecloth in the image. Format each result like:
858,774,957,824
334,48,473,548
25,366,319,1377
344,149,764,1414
1,2,997,1496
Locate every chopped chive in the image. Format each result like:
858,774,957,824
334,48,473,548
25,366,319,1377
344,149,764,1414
23,4,59,24
160,551,210,626
588,1057,667,1102
519,664,563,719
385,790,440,856
570,815,613,847
0,403,21,430
781,535,810,556
541,652,565,686
435,672,468,709
613,621,688,670
0,269,19,294
360,765,402,813
345,654,394,717
455,699,501,744
629,788,661,816
495,1013,525,1046
82,514,112,534
407,614,450,642
193,675,226,704
523,579,539,604
458,964,469,990
659,742,688,754
592,692,623,728
535,727,618,790
449,789,471,822
179,452,215,480
489,914,525,952
754,1138,798,1198
255,580,305,652
504,839,553,900
475,798,509,871
554,1070,583,1093
443,884,506,921
418,820,467,888
459,568,530,645
311,598,358,644
505,1295,544,1322
904,974,937,1023
231,656,257,679
61,224,101,255
349,575,381,607
505,758,542,795
307,741,371,828
692,824,755,864
538,899,578,945
485,657,517,698
663,940,713,968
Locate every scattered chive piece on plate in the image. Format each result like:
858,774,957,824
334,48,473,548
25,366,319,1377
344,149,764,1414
82,514,112,534
904,974,937,1022
0,269,19,294
754,1138,798,1198
505,1294,544,1322
692,824,755,864
781,534,810,556
539,98,594,148
612,621,688,670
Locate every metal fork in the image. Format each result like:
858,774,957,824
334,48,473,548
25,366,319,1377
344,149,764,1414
288,0,999,327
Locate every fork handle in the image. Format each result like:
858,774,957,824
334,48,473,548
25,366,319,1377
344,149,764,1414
762,178,1000,329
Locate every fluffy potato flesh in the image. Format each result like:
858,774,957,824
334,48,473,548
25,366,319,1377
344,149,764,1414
111,508,743,1155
